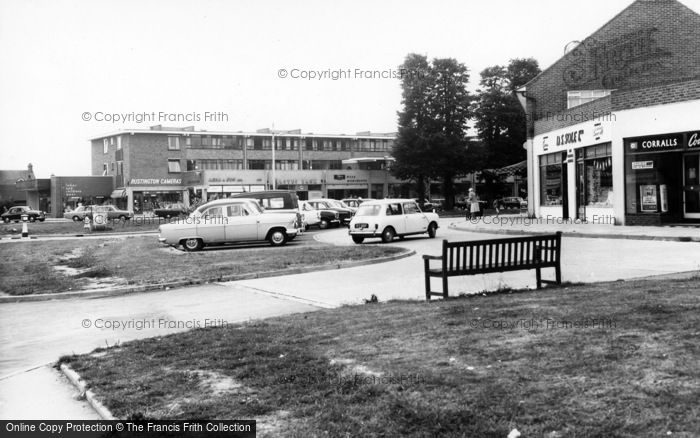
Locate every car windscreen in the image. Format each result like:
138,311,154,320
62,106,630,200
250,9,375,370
328,200,344,208
356,205,382,216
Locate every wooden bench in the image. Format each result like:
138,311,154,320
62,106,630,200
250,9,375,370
423,232,562,300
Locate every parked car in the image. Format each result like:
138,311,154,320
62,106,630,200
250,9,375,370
85,205,133,221
63,205,90,222
299,201,321,229
227,190,304,232
301,200,339,229
2,206,46,223
154,202,189,219
496,197,528,210
341,198,374,209
306,199,354,226
348,199,439,244
160,198,298,251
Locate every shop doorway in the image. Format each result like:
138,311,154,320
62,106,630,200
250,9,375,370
683,154,700,219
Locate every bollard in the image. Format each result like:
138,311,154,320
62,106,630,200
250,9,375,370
21,214,29,238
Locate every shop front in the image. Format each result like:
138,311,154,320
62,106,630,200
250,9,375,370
127,178,187,215
50,176,114,218
533,120,615,222
624,130,700,224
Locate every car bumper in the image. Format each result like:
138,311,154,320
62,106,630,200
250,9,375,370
348,229,381,237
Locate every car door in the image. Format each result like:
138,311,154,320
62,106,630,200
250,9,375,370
384,202,406,234
223,203,259,242
403,202,429,234
196,206,226,243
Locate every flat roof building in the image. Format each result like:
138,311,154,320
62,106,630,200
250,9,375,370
90,126,404,214
520,0,700,225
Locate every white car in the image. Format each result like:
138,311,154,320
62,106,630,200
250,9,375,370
159,198,298,251
348,199,440,244
299,201,321,229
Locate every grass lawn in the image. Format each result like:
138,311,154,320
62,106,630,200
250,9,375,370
60,276,700,437
0,237,404,295
0,219,163,236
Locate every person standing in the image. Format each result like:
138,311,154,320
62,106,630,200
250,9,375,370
467,188,479,221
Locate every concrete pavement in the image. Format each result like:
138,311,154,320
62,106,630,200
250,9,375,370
0,284,318,419
226,218,700,307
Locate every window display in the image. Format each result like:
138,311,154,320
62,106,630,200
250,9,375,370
539,153,564,206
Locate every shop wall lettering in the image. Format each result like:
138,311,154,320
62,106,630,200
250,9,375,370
563,28,672,89
689,133,700,148
642,138,678,149
129,178,182,185
556,130,585,146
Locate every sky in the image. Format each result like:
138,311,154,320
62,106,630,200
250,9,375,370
1,0,699,178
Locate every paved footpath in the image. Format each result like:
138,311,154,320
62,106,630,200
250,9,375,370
0,285,317,419
229,218,700,307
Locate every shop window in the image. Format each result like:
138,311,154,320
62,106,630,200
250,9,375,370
577,144,613,208
168,159,181,173
168,136,180,150
567,90,612,109
539,153,563,206
625,152,682,215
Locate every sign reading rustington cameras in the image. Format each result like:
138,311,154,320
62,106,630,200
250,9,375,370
129,178,182,186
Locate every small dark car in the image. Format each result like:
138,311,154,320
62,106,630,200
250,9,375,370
2,206,46,223
154,202,189,218
306,199,354,226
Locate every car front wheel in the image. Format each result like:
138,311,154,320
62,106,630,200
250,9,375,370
3,217,9,223
269,230,287,246
428,223,437,238
183,238,203,252
29,216,36,222
381,227,395,243
352,236,364,244
319,219,329,229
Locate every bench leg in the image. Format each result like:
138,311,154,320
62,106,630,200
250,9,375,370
442,274,449,299
555,264,562,285
536,267,542,289
424,259,431,300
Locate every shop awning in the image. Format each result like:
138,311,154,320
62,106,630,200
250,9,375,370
342,157,396,164
110,189,127,199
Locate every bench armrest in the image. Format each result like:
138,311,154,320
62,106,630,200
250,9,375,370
422,255,443,261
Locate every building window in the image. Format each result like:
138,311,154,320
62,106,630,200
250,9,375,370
577,144,613,208
168,136,180,150
247,160,270,170
539,153,564,206
117,136,122,150
168,159,182,173
567,90,612,109
102,163,108,174
111,162,115,171
305,138,313,151
211,137,223,149
201,136,210,148
246,138,254,150
275,160,299,170
103,139,108,154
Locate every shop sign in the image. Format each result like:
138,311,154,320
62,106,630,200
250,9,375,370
129,178,182,186
627,134,683,153
277,178,319,185
330,174,368,184
631,161,654,170
688,132,700,149
556,129,585,147
63,183,82,196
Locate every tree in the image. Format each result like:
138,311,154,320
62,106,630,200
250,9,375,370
393,54,474,209
472,58,540,170
392,54,432,203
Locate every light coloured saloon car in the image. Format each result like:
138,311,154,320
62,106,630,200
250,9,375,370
348,199,439,244
158,198,298,251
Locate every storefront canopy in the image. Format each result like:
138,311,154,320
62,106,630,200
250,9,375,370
110,189,127,199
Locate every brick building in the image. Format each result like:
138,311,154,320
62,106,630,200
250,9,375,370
91,126,403,214
520,0,700,225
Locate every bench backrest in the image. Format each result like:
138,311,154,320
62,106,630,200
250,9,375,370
441,232,562,273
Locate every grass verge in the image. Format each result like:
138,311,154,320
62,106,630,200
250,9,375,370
0,237,404,295
0,219,164,236
61,276,700,436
